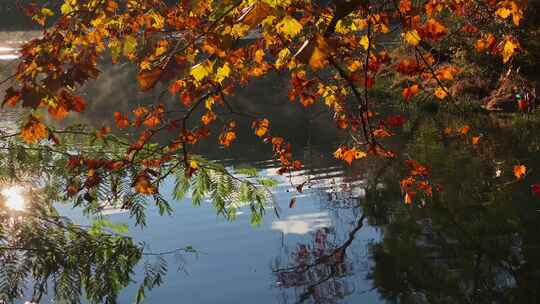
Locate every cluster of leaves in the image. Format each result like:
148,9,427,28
2,0,528,177
0,0,536,301
0,187,143,304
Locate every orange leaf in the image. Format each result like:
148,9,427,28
134,175,156,195
459,125,470,135
501,36,520,63
254,118,270,137
342,149,356,165
219,131,236,147
434,87,448,99
49,104,69,120
137,68,162,91
114,112,130,129
3,88,21,107
20,116,48,144
513,165,526,179
399,0,412,13
471,136,481,145
201,111,216,125
402,84,420,101
239,2,272,27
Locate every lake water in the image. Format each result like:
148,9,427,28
2,16,540,304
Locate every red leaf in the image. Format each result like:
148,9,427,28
531,184,540,197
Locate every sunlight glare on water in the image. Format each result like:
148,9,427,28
1,186,27,211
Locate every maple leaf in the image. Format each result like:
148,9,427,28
459,125,470,135
49,104,69,120
20,116,48,144
402,84,419,101
137,68,162,91
373,128,392,138
471,136,481,145
71,95,86,113
399,0,412,13
436,66,459,81
360,35,370,50
215,63,231,84
191,60,214,82
2,87,21,107
475,33,497,53
254,119,270,137
342,149,356,165
201,111,216,125
501,37,520,63
276,16,303,39
513,165,526,179
434,87,448,99
239,2,273,27
134,175,156,195
531,184,540,197
219,131,236,147
123,35,138,57
404,30,421,46
114,112,130,129
422,18,447,41
294,35,329,70
496,7,512,19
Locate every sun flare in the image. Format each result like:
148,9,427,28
1,186,27,211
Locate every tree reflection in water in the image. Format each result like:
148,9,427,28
273,216,365,304
274,113,540,304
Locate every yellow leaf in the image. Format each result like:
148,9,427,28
254,49,265,64
215,63,231,84
230,23,251,38
205,97,215,110
41,8,54,17
502,37,519,63
360,35,370,50
264,0,292,8
190,60,214,82
254,119,270,137
275,48,291,68
276,16,303,39
150,12,165,30
123,35,138,57
496,7,512,19
404,30,421,46
354,150,367,159
189,160,199,170
61,3,74,15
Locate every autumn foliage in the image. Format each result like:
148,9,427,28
1,0,534,204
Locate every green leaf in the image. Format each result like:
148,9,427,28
258,177,278,187
235,166,258,177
